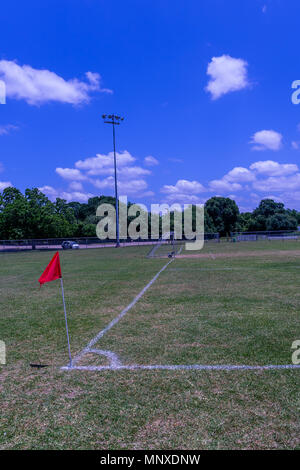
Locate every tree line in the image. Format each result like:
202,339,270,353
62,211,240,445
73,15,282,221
0,186,299,240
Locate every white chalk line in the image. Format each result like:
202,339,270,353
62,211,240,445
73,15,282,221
61,256,300,374
62,363,300,371
88,348,122,368
67,258,174,368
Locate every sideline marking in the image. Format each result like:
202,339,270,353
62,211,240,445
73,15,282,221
62,363,300,371
67,258,174,367
61,255,300,373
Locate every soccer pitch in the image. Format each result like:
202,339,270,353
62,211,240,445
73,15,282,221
0,241,300,449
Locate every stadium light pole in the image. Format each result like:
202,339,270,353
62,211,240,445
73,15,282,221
102,114,124,247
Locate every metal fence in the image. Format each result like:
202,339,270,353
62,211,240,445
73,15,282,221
0,233,220,252
0,237,158,252
231,230,300,242
5,230,299,252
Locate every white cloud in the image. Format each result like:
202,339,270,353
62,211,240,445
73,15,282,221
38,185,58,198
250,160,298,176
74,150,152,193
157,159,300,210
161,179,206,195
205,54,249,100
0,60,112,105
39,185,95,202
263,195,284,203
60,191,95,202
0,124,19,136
208,167,251,193
144,156,159,166
0,181,13,191
160,179,205,204
209,179,242,193
224,166,255,183
252,173,300,192
163,193,203,204
118,166,151,179
50,150,155,199
92,177,149,195
69,181,84,191
75,151,135,175
250,130,282,151
56,167,87,181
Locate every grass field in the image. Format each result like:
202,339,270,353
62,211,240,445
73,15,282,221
0,240,300,449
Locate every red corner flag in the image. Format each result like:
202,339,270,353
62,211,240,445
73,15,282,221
39,251,62,286
38,251,72,366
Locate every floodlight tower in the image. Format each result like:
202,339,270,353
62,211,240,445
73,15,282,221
102,114,124,247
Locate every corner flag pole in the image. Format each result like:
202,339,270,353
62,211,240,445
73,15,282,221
60,278,72,368
38,252,72,367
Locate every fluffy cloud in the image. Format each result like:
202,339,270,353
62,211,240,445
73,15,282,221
207,166,253,193
75,151,135,175
159,159,300,208
250,160,298,176
51,150,155,198
252,174,300,192
161,179,205,204
56,168,87,180
161,179,205,195
39,185,95,202
92,176,149,195
118,166,151,179
144,156,159,166
0,60,112,105
75,150,153,195
223,166,255,183
209,179,242,193
250,130,282,151
205,55,249,100
0,181,13,191
68,181,84,191
0,124,19,136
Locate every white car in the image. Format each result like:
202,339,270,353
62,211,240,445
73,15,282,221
61,241,80,250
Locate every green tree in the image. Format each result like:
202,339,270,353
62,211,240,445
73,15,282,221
249,199,292,231
266,213,297,231
237,212,254,232
205,197,239,236
0,187,28,239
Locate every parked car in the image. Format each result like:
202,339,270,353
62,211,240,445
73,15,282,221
61,241,80,250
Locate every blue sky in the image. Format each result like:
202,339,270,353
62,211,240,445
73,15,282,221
1,0,300,211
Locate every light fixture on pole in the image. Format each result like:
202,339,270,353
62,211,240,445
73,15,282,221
102,114,124,247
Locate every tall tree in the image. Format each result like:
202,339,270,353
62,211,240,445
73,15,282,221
205,197,239,236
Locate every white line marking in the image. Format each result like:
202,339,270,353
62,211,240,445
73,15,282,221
87,348,122,368
69,259,174,367
61,255,300,374
62,363,300,371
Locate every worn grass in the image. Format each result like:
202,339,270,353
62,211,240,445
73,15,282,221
0,241,299,449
